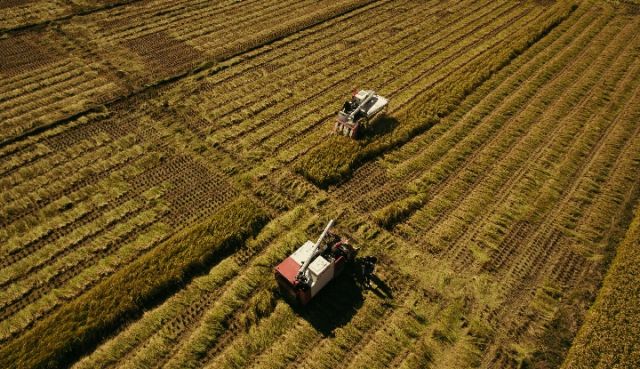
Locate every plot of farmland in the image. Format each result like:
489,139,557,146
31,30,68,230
0,1,639,368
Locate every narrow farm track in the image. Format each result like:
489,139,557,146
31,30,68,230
2,1,640,369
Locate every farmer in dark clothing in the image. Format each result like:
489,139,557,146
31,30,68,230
361,256,377,288
343,96,359,113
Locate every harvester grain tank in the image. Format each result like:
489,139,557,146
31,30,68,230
274,220,357,305
335,89,388,138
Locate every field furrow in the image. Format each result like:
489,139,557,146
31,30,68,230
396,11,620,240
2,2,639,369
336,4,603,220
408,12,633,266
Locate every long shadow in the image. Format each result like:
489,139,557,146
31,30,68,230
284,260,395,337
368,274,394,300
292,264,364,336
358,114,400,140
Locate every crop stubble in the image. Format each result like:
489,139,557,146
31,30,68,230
1,1,639,369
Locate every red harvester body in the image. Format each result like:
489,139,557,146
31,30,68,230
274,220,356,305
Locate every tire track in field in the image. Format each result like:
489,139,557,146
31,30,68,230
480,50,640,362
337,6,601,220
437,15,634,270
250,0,541,165
214,0,503,149
396,10,613,238
265,1,534,146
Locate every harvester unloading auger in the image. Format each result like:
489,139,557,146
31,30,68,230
274,220,358,305
335,89,388,138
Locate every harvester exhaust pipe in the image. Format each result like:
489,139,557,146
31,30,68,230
348,91,374,121
296,219,335,282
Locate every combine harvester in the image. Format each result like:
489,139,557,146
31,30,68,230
335,89,388,138
274,220,357,305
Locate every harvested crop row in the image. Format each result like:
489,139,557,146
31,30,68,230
0,30,124,142
0,196,268,369
237,0,512,154
72,197,462,369
70,205,311,369
377,7,613,240
0,0,379,145
0,106,248,342
441,12,640,270
175,0,451,139
294,1,576,188
198,0,523,169
179,0,478,143
62,0,380,89
320,3,640,367
560,198,640,369
478,42,640,365
333,5,605,219
238,0,516,141
0,0,71,31
0,0,142,32
380,8,640,366
390,9,621,238
0,134,144,228
382,4,604,183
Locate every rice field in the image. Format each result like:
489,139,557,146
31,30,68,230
1,1,639,368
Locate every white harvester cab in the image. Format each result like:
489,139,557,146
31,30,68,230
335,89,388,138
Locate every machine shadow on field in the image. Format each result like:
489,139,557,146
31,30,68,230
359,115,400,140
291,263,393,337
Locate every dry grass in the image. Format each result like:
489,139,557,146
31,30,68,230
0,197,268,369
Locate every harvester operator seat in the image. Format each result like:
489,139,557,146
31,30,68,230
343,96,358,113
